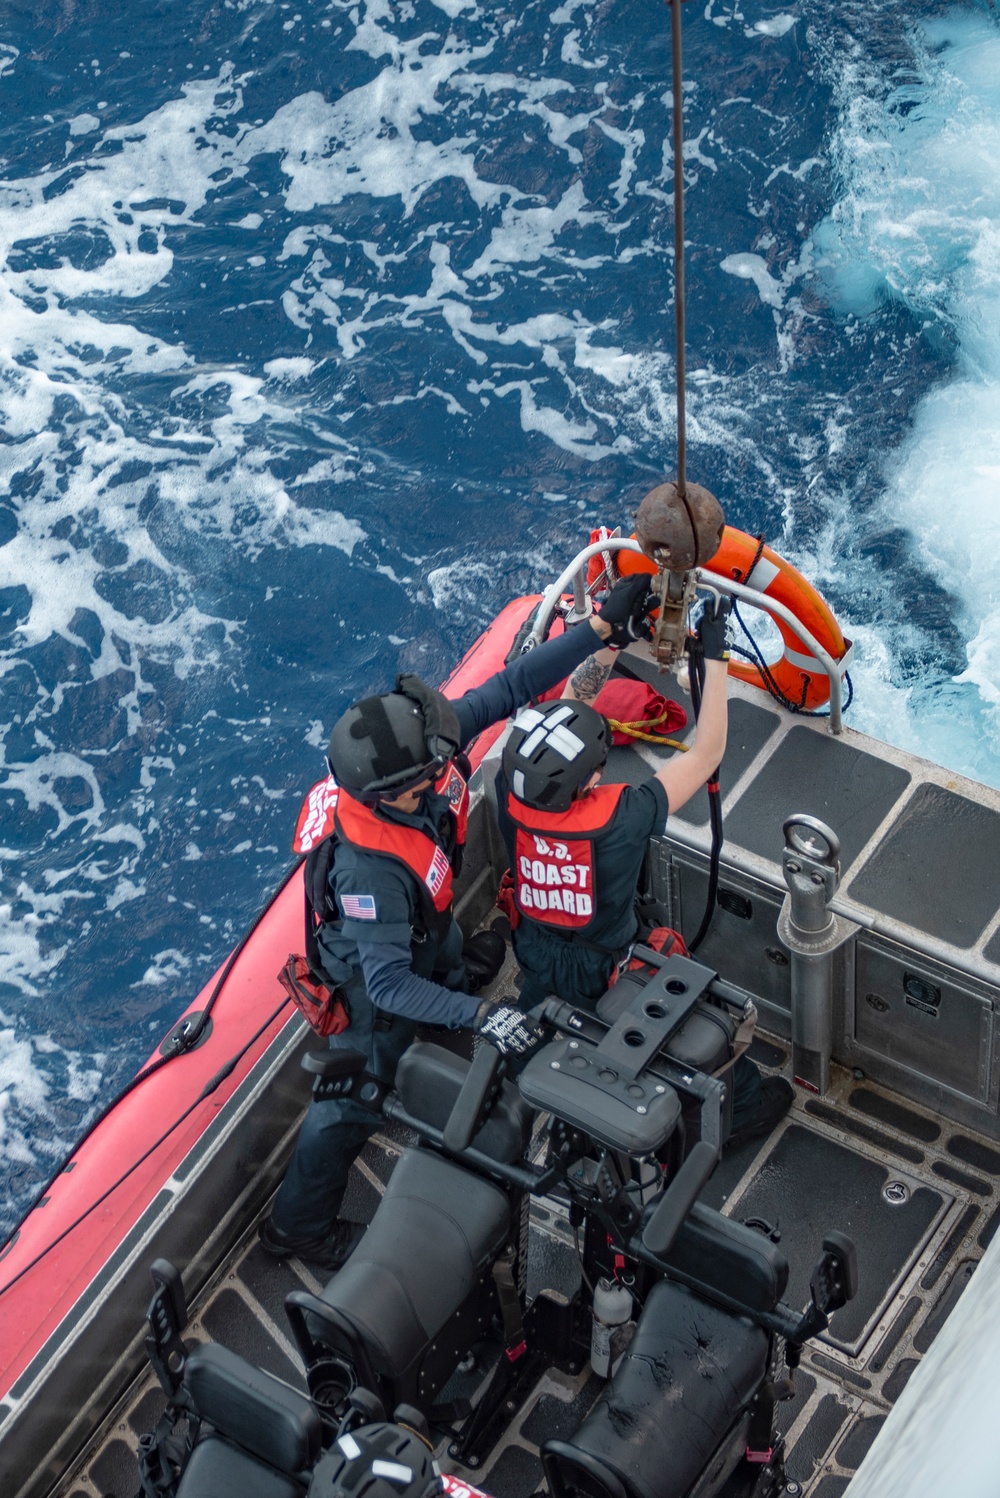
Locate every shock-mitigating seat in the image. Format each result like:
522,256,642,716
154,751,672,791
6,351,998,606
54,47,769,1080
545,1277,772,1498
544,1209,791,1498
172,1342,321,1498
286,1144,512,1411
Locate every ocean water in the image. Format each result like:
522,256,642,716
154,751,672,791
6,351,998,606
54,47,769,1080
0,0,997,1235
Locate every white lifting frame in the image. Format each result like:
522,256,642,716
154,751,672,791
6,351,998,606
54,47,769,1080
526,537,851,735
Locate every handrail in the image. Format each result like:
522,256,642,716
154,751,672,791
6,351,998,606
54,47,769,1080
526,537,849,733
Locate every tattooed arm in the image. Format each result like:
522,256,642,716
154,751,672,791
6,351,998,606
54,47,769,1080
564,645,617,705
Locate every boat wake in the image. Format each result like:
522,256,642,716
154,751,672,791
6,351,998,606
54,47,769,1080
1,0,998,1234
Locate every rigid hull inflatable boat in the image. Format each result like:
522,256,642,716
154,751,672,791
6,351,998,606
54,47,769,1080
3,534,1000,1498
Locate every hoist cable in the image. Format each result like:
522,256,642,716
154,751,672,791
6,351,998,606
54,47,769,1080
664,0,719,947
666,0,703,567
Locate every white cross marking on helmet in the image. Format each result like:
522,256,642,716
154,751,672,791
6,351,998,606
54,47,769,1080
546,724,586,760
513,706,545,731
518,704,583,761
372,1462,415,1485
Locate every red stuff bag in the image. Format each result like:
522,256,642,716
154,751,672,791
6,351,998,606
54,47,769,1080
495,869,521,931
277,955,350,1037
606,925,688,989
594,678,687,746
627,925,688,971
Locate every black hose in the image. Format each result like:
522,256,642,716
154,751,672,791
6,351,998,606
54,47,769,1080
685,648,723,954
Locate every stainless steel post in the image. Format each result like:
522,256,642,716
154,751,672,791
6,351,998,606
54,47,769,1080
777,815,857,1095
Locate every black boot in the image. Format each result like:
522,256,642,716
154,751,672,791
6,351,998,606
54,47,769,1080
725,1076,794,1149
259,1218,366,1274
462,929,507,994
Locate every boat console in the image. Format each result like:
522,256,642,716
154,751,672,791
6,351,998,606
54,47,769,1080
134,948,859,1498
518,951,722,1157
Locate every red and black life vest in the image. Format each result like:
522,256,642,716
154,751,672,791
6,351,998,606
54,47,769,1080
505,783,628,935
292,762,469,963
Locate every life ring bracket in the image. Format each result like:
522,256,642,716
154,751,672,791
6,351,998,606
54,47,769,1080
528,535,851,734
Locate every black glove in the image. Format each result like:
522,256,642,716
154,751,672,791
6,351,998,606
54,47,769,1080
695,596,731,662
395,673,461,763
596,574,657,648
473,998,544,1057
462,929,507,994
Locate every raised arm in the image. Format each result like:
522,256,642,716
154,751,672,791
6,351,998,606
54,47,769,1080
563,644,617,705
453,575,655,745
654,658,728,813
654,598,731,815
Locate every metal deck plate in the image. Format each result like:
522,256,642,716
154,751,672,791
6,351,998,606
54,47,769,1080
601,696,779,816
848,783,1000,946
674,697,781,827
726,1124,948,1354
724,726,911,871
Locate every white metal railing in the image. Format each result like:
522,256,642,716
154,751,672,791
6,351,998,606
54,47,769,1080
526,537,851,734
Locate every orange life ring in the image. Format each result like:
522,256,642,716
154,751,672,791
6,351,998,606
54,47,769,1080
598,525,850,711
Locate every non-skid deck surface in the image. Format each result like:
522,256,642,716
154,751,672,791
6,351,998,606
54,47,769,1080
723,726,911,873
847,782,1000,947
58,1038,1000,1498
724,1124,946,1350
601,696,779,832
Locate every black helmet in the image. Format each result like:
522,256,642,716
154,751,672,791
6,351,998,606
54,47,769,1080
307,1421,440,1498
502,699,610,813
327,674,461,805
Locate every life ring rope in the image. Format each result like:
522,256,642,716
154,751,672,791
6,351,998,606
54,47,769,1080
606,715,690,750
611,523,852,714
728,596,855,719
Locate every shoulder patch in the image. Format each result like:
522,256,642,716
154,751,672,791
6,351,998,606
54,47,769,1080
293,774,339,853
341,893,377,921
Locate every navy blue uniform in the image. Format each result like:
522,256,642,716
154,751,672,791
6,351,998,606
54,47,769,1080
270,624,606,1242
496,775,668,1008
495,769,762,1133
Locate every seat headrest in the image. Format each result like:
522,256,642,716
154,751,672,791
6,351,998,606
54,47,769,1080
395,1042,532,1164
183,1343,321,1474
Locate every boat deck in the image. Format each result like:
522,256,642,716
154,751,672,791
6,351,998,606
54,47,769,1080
55,1015,998,1498
46,646,1000,1498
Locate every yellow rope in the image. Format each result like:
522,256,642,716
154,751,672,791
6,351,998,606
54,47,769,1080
607,716,690,751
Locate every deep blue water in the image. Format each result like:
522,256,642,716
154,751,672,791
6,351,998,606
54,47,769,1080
1,0,998,1235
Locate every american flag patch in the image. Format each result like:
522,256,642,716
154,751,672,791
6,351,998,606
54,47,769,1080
426,845,451,898
341,894,377,921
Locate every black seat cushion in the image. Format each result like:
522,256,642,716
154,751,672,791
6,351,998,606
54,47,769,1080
560,1279,769,1498
597,982,735,1078
320,1147,510,1378
396,1042,532,1163
176,1437,304,1498
183,1343,321,1474
660,1203,789,1315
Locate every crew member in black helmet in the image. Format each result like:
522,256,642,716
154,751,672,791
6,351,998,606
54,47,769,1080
307,1413,442,1498
495,598,793,1145
261,574,657,1270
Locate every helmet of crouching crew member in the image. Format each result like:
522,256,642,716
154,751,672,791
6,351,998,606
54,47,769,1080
327,674,462,806
307,1418,442,1498
502,699,611,813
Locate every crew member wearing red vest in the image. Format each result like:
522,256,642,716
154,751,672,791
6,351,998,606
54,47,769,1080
495,600,793,1146
261,574,657,1270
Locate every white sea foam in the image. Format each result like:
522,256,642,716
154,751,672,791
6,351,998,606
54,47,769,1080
3,0,996,1218
135,949,193,986
753,15,796,39
0,69,377,1093
811,9,1000,781
0,1026,49,1160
